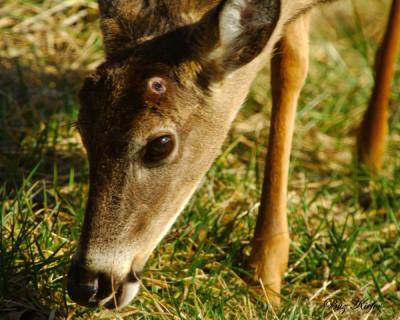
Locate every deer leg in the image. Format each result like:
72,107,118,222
357,0,400,172
250,13,310,307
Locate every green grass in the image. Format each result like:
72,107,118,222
1,0,399,319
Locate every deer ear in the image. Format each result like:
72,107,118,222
97,0,144,58
203,0,280,74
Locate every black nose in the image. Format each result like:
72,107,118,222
67,264,112,307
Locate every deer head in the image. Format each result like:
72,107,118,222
68,0,281,308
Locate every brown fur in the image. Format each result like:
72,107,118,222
250,13,310,306
357,0,400,172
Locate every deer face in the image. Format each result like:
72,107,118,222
68,57,231,308
68,0,280,308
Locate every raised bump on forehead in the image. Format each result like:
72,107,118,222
147,77,167,94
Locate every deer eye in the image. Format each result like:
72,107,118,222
143,134,175,163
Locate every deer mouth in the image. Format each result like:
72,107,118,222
103,272,141,309
68,266,141,308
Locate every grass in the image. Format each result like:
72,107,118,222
1,0,399,319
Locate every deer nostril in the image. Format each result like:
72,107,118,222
67,265,100,307
95,272,113,300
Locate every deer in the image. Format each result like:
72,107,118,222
67,0,400,309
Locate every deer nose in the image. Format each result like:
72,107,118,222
67,264,112,307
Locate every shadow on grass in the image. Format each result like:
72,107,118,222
0,58,90,319
0,58,88,184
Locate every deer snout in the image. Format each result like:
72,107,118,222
67,263,141,308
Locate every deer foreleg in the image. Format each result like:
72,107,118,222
250,13,310,307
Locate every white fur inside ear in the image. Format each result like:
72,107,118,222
209,0,247,60
220,0,247,46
